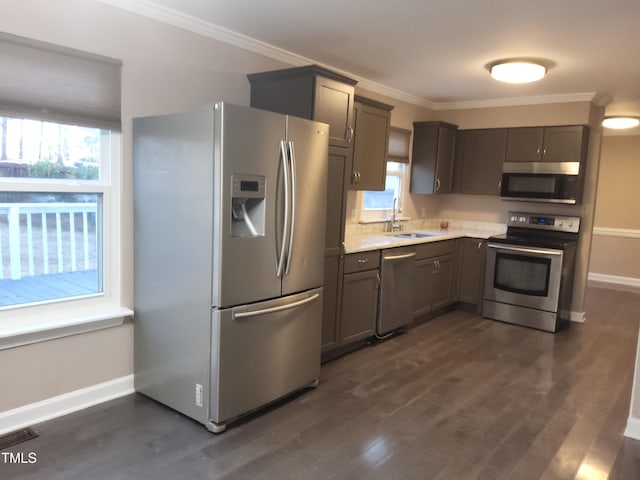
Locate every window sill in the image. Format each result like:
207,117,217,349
0,306,133,350
359,216,411,225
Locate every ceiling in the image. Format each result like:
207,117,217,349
114,0,640,116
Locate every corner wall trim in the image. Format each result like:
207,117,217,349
0,375,134,436
625,416,640,440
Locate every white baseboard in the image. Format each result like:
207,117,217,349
570,311,586,323
0,374,134,436
588,273,640,290
625,416,640,440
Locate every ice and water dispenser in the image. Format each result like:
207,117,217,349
231,174,266,237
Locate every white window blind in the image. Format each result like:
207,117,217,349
0,32,122,130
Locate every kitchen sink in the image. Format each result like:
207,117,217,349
391,232,435,239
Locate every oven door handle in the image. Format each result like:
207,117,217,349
487,243,563,257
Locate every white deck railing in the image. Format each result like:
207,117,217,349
0,203,98,280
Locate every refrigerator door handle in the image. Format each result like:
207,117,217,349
233,293,320,319
276,140,290,278
285,140,297,275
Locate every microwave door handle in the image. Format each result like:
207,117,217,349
284,140,296,276
276,140,289,278
487,243,563,257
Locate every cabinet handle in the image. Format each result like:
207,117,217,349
536,147,542,158
477,241,482,250
357,258,368,264
376,273,381,288
435,178,441,192
543,147,548,158
432,260,440,274
346,126,354,143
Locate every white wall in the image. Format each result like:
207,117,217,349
0,0,287,412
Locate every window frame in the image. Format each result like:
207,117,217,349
358,161,409,222
0,130,130,349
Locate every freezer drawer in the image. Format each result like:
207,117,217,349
210,288,322,430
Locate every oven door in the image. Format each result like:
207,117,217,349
485,243,564,312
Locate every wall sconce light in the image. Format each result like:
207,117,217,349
489,60,547,84
602,116,640,129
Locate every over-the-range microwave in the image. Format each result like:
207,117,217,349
500,161,582,204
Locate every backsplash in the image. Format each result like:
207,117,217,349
345,218,506,236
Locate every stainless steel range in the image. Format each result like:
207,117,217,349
483,212,580,332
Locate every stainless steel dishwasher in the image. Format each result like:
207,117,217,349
377,246,416,336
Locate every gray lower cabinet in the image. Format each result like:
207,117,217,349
431,253,456,310
413,240,457,317
340,251,380,344
321,253,342,352
457,238,487,311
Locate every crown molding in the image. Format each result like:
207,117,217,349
432,92,598,110
97,0,313,66
98,0,597,112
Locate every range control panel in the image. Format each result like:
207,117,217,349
507,212,580,233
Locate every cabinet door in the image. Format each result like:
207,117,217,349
542,126,587,163
434,126,456,194
413,257,436,316
458,129,507,195
458,238,486,305
410,122,458,194
325,147,348,255
506,127,544,162
340,269,379,344
350,101,391,191
432,254,456,310
314,76,355,148
322,254,342,352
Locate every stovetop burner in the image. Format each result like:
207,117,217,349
489,212,581,250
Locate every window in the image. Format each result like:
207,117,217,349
0,117,111,308
0,32,126,346
361,161,407,220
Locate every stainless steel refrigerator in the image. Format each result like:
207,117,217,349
133,102,328,433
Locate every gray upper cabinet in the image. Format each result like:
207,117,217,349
456,129,507,195
247,65,357,148
410,121,458,194
506,125,588,163
350,96,393,191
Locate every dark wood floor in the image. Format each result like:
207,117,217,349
3,286,640,479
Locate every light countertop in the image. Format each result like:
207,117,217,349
344,224,506,254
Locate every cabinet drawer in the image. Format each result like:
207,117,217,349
344,251,380,273
415,240,455,260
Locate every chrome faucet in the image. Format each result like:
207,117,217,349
388,197,403,232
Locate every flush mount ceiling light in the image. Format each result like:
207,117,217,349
489,60,547,84
602,116,640,129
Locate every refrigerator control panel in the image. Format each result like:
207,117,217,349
232,174,265,199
